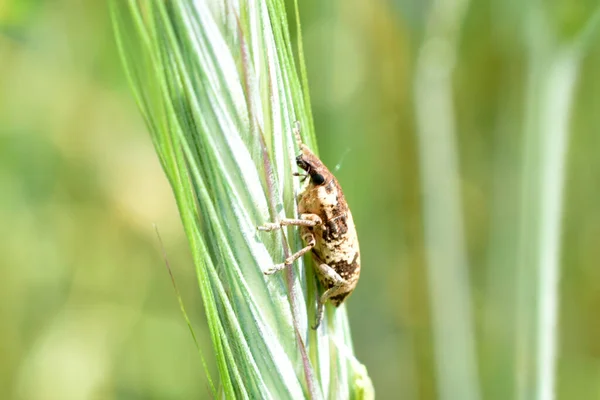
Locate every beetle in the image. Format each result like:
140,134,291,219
258,122,360,329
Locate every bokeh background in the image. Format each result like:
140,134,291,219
1,1,599,399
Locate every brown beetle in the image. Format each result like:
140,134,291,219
258,123,360,329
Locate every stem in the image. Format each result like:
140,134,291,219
516,5,593,398
535,46,581,400
413,0,480,399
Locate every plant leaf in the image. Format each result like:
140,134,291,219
111,0,372,397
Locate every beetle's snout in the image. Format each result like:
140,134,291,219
296,155,310,171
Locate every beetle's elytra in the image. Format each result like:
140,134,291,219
258,123,360,329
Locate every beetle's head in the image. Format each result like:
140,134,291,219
296,148,327,186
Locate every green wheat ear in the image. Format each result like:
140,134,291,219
110,1,373,398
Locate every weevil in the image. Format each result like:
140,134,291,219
258,122,361,329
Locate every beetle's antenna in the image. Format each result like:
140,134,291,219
293,121,304,148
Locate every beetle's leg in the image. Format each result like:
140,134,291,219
312,263,350,329
264,232,316,275
292,172,308,184
257,213,322,232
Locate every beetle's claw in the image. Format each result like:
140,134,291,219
258,223,279,232
264,263,284,275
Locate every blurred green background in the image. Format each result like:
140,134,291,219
1,0,599,399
